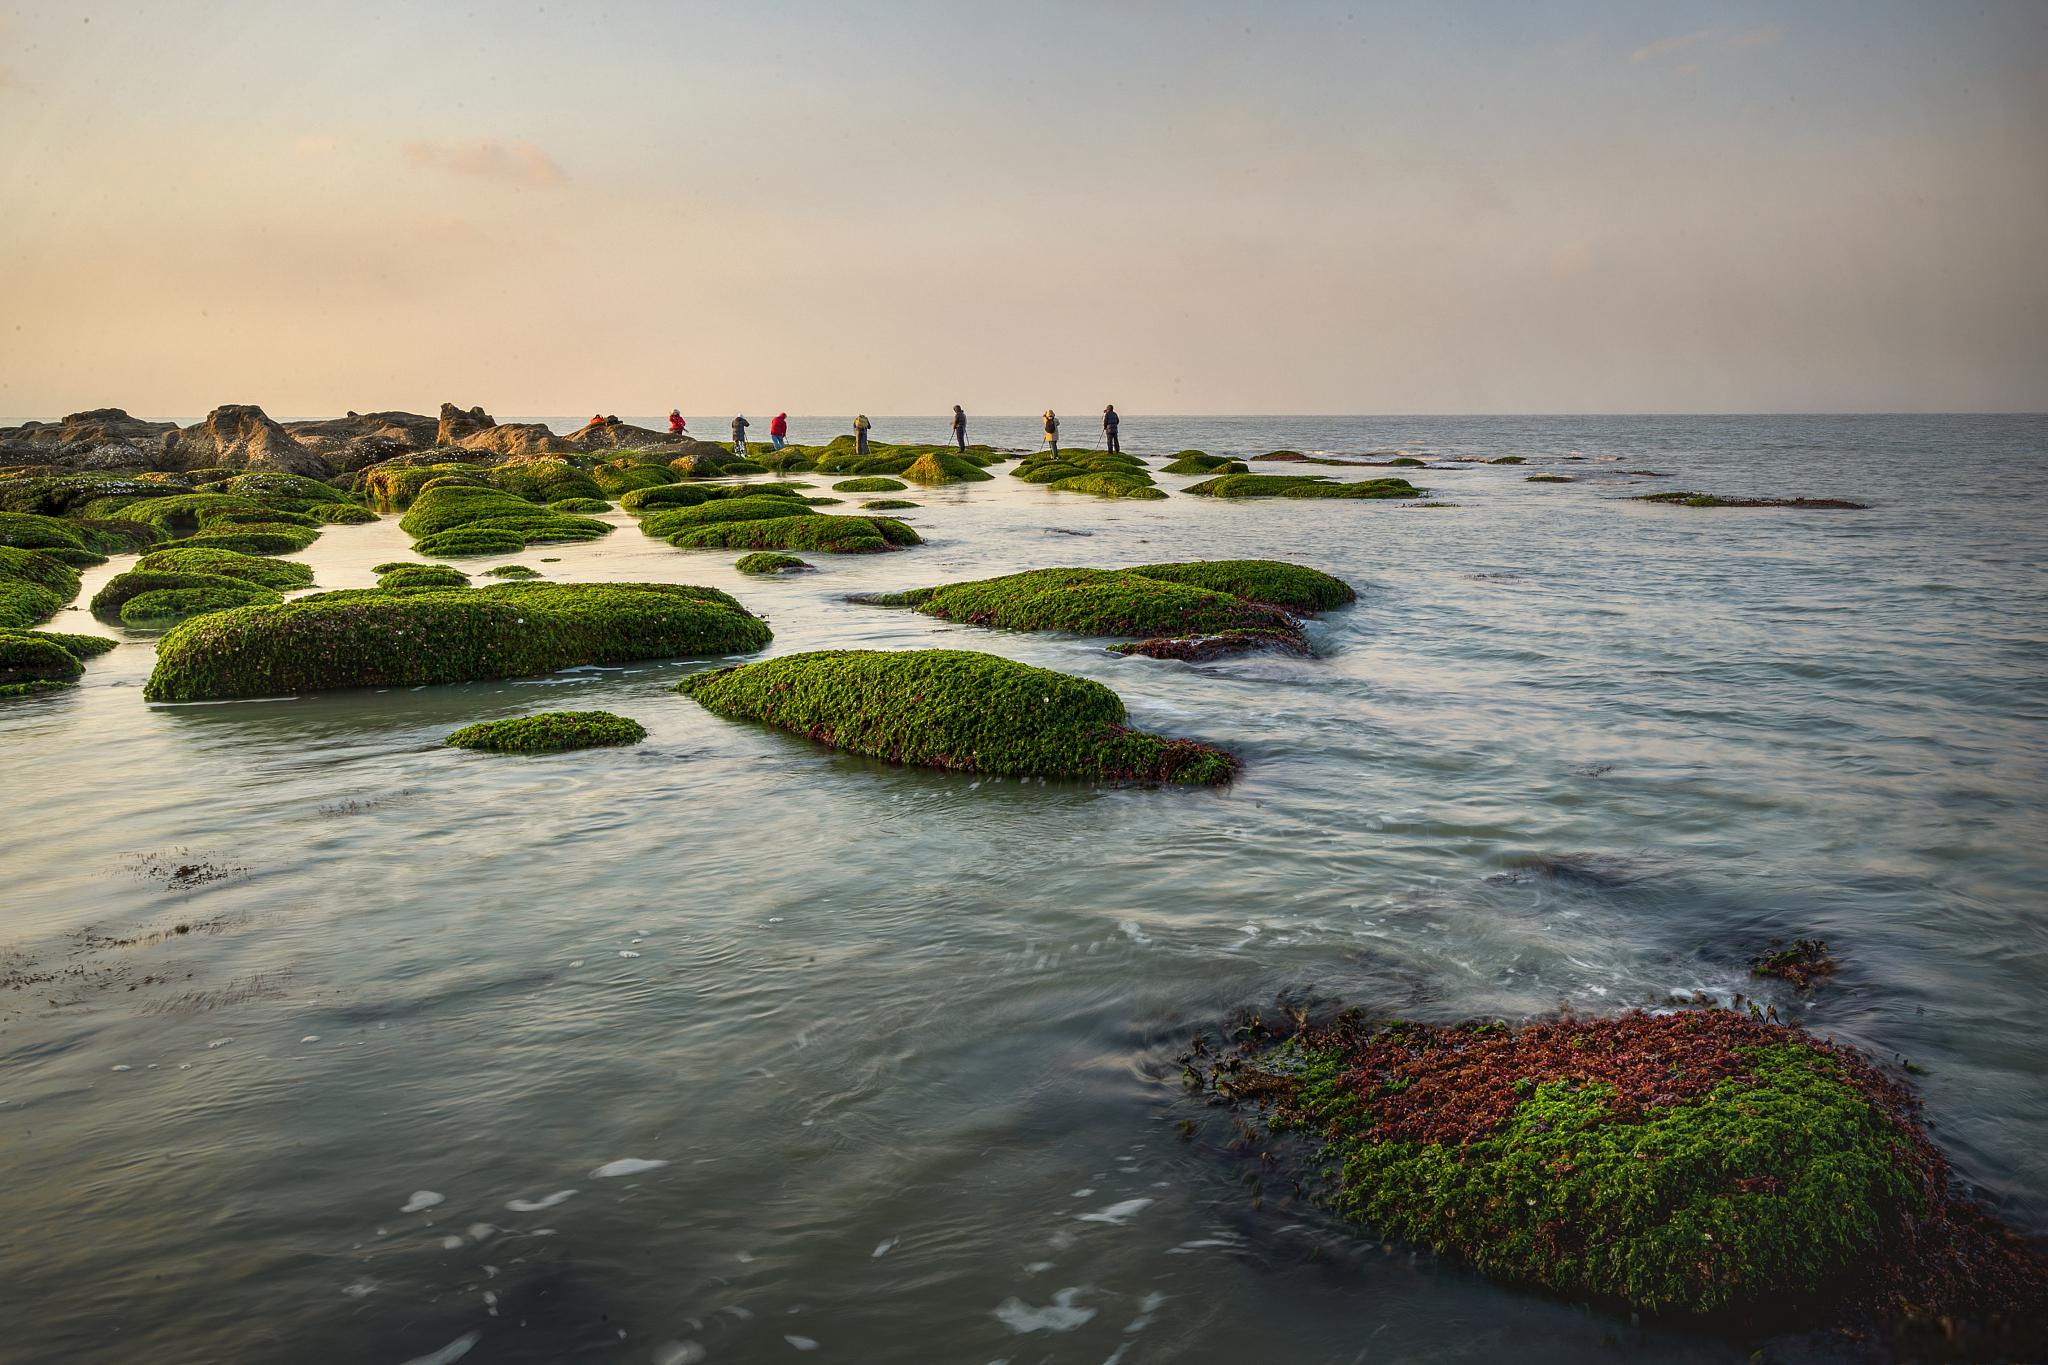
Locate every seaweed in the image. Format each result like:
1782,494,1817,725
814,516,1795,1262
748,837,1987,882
445,710,647,753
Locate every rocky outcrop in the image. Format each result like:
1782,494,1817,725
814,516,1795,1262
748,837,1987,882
561,421,688,453
435,402,572,458
168,405,329,476
286,411,438,470
0,409,178,469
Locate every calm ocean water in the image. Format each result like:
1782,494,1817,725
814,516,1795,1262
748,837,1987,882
2,414,2044,1363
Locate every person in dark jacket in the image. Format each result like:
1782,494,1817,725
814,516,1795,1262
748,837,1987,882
1102,404,1121,453
769,413,788,450
951,405,967,452
731,413,750,456
1042,410,1060,454
854,413,872,456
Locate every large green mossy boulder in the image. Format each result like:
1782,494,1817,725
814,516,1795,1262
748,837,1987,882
0,545,82,629
831,477,908,493
591,462,675,496
93,569,283,620
1192,1008,2047,1328
217,472,357,509
1160,451,1249,475
667,515,919,555
446,709,647,753
679,649,1235,784
377,564,472,592
0,628,115,698
0,511,109,567
399,485,611,556
1048,472,1166,499
358,463,490,511
639,495,821,538
144,582,771,702
901,452,993,485
1182,473,1421,499
858,560,1353,656
488,460,606,505
134,547,314,591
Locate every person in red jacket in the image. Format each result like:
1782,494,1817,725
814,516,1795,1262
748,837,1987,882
668,409,686,435
769,412,789,451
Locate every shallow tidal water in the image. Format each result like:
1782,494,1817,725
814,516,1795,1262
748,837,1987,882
2,414,2044,1364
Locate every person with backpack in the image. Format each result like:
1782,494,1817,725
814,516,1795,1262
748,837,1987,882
1102,404,1121,454
951,405,967,452
731,413,750,456
854,413,872,457
769,412,789,451
1043,410,1060,454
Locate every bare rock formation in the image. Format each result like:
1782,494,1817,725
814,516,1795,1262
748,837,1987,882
168,404,329,475
0,408,179,468
435,402,572,457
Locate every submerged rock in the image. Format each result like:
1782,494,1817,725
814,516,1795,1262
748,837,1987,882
445,709,647,753
1187,1006,2046,1340
832,477,908,493
735,552,812,575
143,581,771,701
1182,473,1421,499
679,648,1236,783
1633,491,1869,510
1750,938,1837,990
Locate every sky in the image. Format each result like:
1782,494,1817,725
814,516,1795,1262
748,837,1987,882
0,0,2044,420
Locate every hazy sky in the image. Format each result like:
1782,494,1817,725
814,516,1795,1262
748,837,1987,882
1,0,2044,419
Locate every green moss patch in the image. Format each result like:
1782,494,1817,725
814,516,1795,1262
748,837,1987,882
1633,491,1870,510
901,452,994,485
93,569,283,620
861,499,919,510
1049,472,1167,499
736,552,812,575
144,582,771,702
0,511,108,567
446,709,647,753
639,495,820,538
150,525,320,555
358,463,489,510
377,564,472,592
591,462,675,496
668,514,919,555
0,546,82,629
832,477,909,493
1119,560,1357,612
483,564,541,579
679,649,1235,783
135,547,314,591
547,497,612,513
398,485,612,556
0,631,87,696
1490,455,1526,464
1161,452,1249,475
489,459,605,505
119,584,282,625
1526,474,1575,483
414,528,527,557
1183,473,1421,500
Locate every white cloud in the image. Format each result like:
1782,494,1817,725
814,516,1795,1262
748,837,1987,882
1630,29,1716,63
402,138,565,187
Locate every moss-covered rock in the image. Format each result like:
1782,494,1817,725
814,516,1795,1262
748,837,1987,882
1389,456,1426,467
1190,1007,2047,1331
832,477,909,493
1526,474,1574,483
1183,473,1421,500
0,631,86,697
218,472,357,509
144,582,772,701
376,564,472,592
1048,472,1168,499
618,483,715,512
445,709,647,753
1119,559,1357,612
489,459,606,505
399,485,612,556
901,452,994,485
482,564,541,579
309,502,379,525
149,525,320,555
71,517,165,553
736,552,812,575
0,511,108,567
860,499,920,510
0,545,82,629
414,528,528,557
639,495,821,539
134,547,314,591
668,514,919,554
1632,491,1870,510
0,628,116,659
591,462,676,496
1489,455,1526,464
92,569,283,620
358,462,490,511
679,649,1235,783
119,584,282,625
1160,452,1249,475
547,497,612,513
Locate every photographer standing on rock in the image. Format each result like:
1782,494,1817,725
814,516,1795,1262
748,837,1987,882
1102,404,1121,453
951,405,967,452
731,413,750,456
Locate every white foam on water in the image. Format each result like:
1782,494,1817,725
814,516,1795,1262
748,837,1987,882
1165,1238,1235,1254
400,1191,445,1214
110,1065,131,1072
735,1250,755,1263
871,1238,897,1258
467,1223,495,1241
1116,921,1149,946
1076,1198,1152,1226
1070,1188,1094,1198
569,960,585,967
993,1288,1095,1334
619,950,641,959
505,1190,577,1212
397,1330,480,1365
592,1158,666,1178
785,1335,819,1351
1046,1231,1075,1251
301,1036,320,1044
207,1038,234,1049
343,1279,377,1298
1124,1292,1166,1333
1022,1261,1053,1274
440,1235,463,1250
652,1344,707,1365
483,1290,498,1317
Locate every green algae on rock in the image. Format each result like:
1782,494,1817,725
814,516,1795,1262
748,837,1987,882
638,495,820,539
93,569,283,620
1118,559,1357,612
546,497,612,513
0,631,86,697
376,563,472,592
119,584,282,626
1160,452,1250,475
860,499,919,511
143,582,772,702
135,547,314,591
398,485,611,556
667,514,920,555
1190,1006,2047,1332
1750,938,1837,990
482,564,541,579
679,648,1236,784
1632,491,1870,510
1526,474,1575,483
831,477,908,493
0,545,83,629
1182,473,1421,500
735,552,812,575
0,511,111,567
901,452,994,485
445,709,647,754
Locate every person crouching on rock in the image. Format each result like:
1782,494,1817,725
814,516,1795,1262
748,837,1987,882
583,412,606,431
668,409,686,435
1043,409,1060,454
770,412,788,451
731,413,750,457
854,413,872,457
1102,404,1121,454
952,404,967,452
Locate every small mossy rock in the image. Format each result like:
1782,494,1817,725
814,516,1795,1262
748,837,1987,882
1014,461,1083,485
591,463,675,496
1489,455,1526,465
119,584,281,625
619,483,713,512
1389,456,1426,467
94,569,284,619
151,526,320,556
0,512,104,565
135,547,314,591
832,477,909,493
901,452,994,485
861,499,919,510
489,460,606,505
0,631,86,695
1526,474,1574,483
860,565,1313,648
1047,473,1167,499
1192,1008,2048,1327
399,485,612,554
358,463,490,511
377,564,472,592
482,564,541,579
446,709,647,754
679,648,1235,783
1160,452,1249,475
547,497,612,513
1120,560,1356,612
735,552,812,575
1631,491,1870,510
668,515,919,555
416,528,527,557
0,628,117,659
639,495,821,538
310,502,379,524
144,582,772,701
0,546,82,628
1182,473,1420,500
